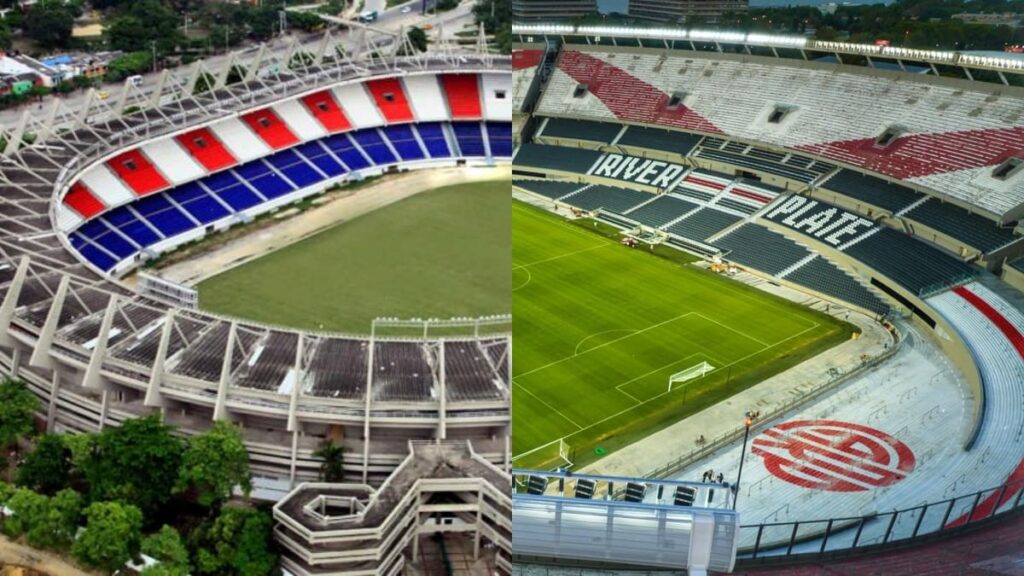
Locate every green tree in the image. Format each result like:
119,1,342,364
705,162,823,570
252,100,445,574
313,440,345,482
104,0,182,54
0,379,38,449
142,525,190,571
2,488,47,540
175,421,252,507
81,415,183,518
17,434,72,495
192,507,277,576
23,0,74,49
407,27,428,53
72,501,143,573
29,489,82,551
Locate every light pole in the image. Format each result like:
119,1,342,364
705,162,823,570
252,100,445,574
732,416,753,511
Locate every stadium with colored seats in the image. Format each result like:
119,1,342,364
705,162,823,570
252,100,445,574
0,29,511,575
511,25,1024,575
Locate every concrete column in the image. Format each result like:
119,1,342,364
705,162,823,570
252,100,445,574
145,311,175,408
362,335,375,484
29,275,70,369
287,335,303,432
438,340,447,440
290,429,299,488
0,256,30,347
83,296,118,391
212,322,237,421
46,370,61,432
10,346,21,379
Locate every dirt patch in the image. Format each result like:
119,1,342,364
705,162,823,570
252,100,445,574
0,536,96,576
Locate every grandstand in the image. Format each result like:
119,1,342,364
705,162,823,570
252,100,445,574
0,27,511,576
512,24,1024,574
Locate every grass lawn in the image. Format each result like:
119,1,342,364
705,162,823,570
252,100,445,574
198,181,509,333
512,201,855,470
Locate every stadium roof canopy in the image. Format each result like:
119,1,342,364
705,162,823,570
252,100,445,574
513,24,1024,84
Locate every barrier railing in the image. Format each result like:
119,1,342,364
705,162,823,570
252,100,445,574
738,478,1024,561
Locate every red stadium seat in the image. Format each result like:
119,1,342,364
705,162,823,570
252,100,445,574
440,74,482,119
106,149,169,196
175,127,237,172
301,90,351,133
365,78,415,123
63,182,105,218
240,108,300,150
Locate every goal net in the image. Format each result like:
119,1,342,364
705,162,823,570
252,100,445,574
668,361,715,392
557,438,574,471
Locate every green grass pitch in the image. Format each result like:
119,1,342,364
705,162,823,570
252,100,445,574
512,201,854,470
198,181,510,333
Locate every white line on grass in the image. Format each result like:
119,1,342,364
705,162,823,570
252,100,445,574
574,329,638,356
694,312,770,348
515,319,823,460
514,312,696,380
513,381,584,431
512,242,612,270
513,267,532,292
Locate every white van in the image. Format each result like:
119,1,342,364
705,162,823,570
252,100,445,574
127,75,144,87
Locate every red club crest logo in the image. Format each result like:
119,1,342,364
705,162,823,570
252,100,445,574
751,420,915,492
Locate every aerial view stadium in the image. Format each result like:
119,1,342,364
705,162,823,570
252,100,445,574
0,10,512,575
510,20,1024,576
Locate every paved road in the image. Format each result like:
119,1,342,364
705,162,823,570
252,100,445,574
0,0,476,129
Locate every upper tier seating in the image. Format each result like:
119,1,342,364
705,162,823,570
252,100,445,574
617,125,701,157
538,48,1024,217
541,117,621,143
68,122,505,273
904,198,1018,253
513,48,544,113
822,169,922,213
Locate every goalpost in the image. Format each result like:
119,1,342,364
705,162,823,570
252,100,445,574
668,361,715,392
512,437,575,471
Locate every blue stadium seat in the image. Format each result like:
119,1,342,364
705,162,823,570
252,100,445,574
486,122,512,157
322,134,372,171
167,183,231,224
247,169,296,200
350,130,398,165
294,142,346,177
204,170,243,193
77,219,111,240
382,125,425,161
93,226,137,259
118,218,161,248
267,151,323,188
415,123,450,158
452,122,485,156
78,241,118,271
140,203,195,238
215,182,264,211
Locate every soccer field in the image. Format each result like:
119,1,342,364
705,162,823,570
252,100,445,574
198,181,509,333
512,201,853,470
